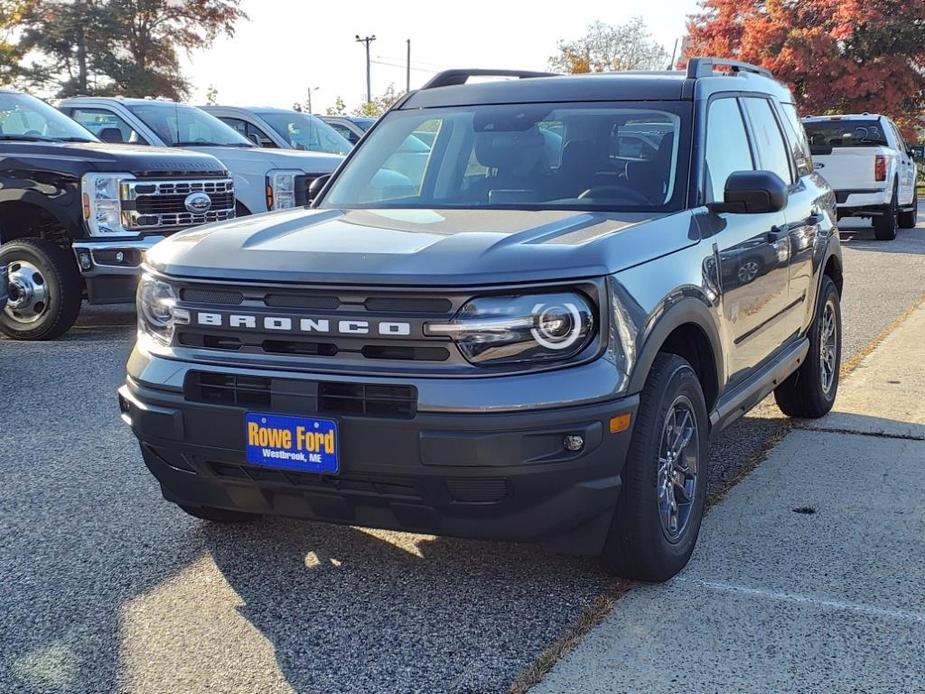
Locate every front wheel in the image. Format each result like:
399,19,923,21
0,238,82,340
774,275,841,418
600,353,709,582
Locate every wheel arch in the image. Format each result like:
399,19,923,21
0,195,74,246
627,297,724,413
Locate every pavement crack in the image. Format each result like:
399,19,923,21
795,423,925,442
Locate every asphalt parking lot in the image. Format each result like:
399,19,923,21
1,215,923,694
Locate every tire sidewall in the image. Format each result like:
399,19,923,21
809,277,842,407
608,356,709,579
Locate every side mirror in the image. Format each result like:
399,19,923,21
307,174,331,203
708,170,789,215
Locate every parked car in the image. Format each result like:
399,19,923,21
319,115,376,145
803,113,917,239
119,60,843,582
58,98,343,216
203,106,351,155
0,89,232,340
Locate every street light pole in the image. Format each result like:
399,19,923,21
306,86,318,114
406,39,411,94
355,34,376,103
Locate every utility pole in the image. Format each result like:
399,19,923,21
406,39,411,93
306,86,319,114
355,34,377,103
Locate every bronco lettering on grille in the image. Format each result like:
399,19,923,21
194,311,412,337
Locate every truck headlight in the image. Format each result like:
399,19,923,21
137,273,188,345
81,172,133,236
425,292,596,365
266,169,303,210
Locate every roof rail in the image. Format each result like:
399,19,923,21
421,69,557,90
686,57,772,80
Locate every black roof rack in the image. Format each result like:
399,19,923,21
421,69,557,90
686,57,772,80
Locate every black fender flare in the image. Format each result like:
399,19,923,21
0,190,77,243
626,295,725,396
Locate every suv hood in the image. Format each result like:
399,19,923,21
147,207,697,286
0,140,228,177
183,145,343,175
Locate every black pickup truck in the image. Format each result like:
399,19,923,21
0,89,234,340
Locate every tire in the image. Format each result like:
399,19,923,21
177,504,258,523
874,184,899,240
898,190,918,229
0,238,82,340
774,275,841,418
600,353,709,582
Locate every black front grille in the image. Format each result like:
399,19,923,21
208,462,421,499
135,191,235,215
185,371,417,419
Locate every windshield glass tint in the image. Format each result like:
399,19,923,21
804,120,888,149
127,103,251,146
257,111,351,154
0,93,95,141
321,101,690,212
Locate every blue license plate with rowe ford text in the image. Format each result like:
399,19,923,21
245,413,338,474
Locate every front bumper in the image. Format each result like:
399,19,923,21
119,359,639,554
73,236,164,304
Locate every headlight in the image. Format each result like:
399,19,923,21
425,292,596,365
137,273,188,345
81,172,133,236
266,169,303,210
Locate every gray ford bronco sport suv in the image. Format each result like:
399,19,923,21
120,60,843,581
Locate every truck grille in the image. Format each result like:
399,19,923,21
171,281,471,374
185,371,418,418
121,178,235,231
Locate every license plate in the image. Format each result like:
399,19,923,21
245,413,338,474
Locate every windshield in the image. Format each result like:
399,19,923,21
127,102,252,147
804,120,888,150
0,92,95,142
320,101,690,212
257,111,351,154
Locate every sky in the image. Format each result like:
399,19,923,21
179,0,701,113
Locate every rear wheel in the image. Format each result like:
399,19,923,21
874,184,899,240
177,504,258,523
600,353,709,582
898,190,918,229
0,238,82,340
774,275,841,418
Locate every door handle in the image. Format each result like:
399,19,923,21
767,226,788,243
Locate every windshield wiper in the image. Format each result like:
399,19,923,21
173,140,254,148
0,135,55,142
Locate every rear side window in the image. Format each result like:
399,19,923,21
741,98,794,185
704,98,754,204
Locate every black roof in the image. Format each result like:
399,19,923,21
402,73,688,109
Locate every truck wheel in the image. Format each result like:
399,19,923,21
600,353,709,582
898,190,918,229
874,185,899,240
177,504,258,523
0,238,82,340
774,275,841,418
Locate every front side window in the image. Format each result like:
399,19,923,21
127,103,253,147
704,98,754,204
741,97,793,184
321,101,690,212
0,93,95,142
71,107,148,144
258,111,350,154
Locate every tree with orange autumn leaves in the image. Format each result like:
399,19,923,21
686,0,925,136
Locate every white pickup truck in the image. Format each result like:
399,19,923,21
803,114,917,240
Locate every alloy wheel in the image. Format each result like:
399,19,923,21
657,395,700,541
